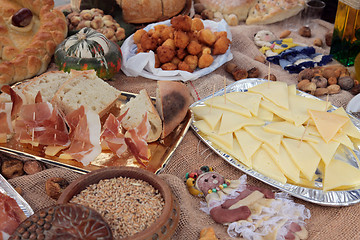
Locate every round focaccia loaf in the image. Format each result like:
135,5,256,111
120,89,162,142
156,81,192,139
0,0,68,87
116,0,187,24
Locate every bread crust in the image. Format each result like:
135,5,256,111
0,0,67,87
156,81,192,139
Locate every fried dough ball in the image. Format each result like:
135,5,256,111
198,53,214,68
160,26,175,42
184,55,198,71
215,31,228,40
187,40,202,55
171,57,181,66
213,36,231,55
154,54,161,68
161,62,178,70
191,18,204,32
174,30,190,49
188,31,200,42
200,46,212,56
170,15,192,32
140,33,158,51
178,61,193,72
157,45,176,63
198,29,216,46
133,29,146,44
176,48,188,60
162,38,176,50
136,43,144,53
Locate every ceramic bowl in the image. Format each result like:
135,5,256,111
57,166,180,240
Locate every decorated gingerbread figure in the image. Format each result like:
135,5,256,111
186,166,310,239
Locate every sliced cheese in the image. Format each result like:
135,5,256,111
234,129,262,162
333,132,355,149
288,84,297,96
333,107,360,140
204,95,251,117
226,92,262,116
282,138,321,181
308,110,349,143
219,111,264,135
323,159,360,191
308,135,340,166
248,81,289,110
191,105,223,130
262,143,300,183
263,121,318,143
252,147,287,183
260,100,294,124
245,126,282,153
257,105,274,121
193,120,233,149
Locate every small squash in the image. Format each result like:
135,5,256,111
54,27,122,80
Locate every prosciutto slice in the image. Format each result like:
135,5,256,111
61,106,101,166
0,102,13,143
1,85,23,118
100,110,128,157
0,192,27,240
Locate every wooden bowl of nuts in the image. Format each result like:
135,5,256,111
57,166,180,240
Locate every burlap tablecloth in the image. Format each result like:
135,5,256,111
4,19,360,240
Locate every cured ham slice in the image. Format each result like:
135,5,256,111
124,113,151,166
0,102,13,143
100,111,128,157
60,106,102,166
1,85,23,118
0,192,27,240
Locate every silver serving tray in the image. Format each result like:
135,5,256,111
190,78,360,206
0,174,34,217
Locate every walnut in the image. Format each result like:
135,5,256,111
338,76,354,90
314,87,329,97
298,68,314,81
298,26,311,38
311,76,328,88
301,82,317,95
297,79,310,90
263,74,277,81
194,3,206,14
45,177,69,200
23,160,44,175
232,68,248,80
1,159,24,179
247,67,260,78
327,84,341,94
313,38,323,47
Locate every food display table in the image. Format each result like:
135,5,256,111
3,16,360,239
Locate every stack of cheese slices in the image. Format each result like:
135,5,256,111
191,81,360,191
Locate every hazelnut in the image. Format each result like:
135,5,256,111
263,73,277,81
280,30,291,39
247,67,260,78
338,76,354,90
298,26,311,38
311,76,328,88
325,31,333,46
314,87,329,97
313,38,323,47
298,68,314,82
327,84,341,94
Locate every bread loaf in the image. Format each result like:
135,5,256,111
156,81,192,139
52,70,121,117
116,0,186,24
120,89,162,142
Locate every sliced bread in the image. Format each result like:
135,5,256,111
22,71,70,103
52,69,121,117
120,89,162,142
156,81,192,139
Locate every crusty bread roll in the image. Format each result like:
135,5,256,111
120,89,162,142
156,81,192,139
116,0,186,24
199,0,257,21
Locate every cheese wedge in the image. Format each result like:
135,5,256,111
333,132,355,149
204,95,251,117
308,135,340,166
191,105,223,130
257,106,274,121
308,110,349,143
234,129,262,161
245,126,282,153
252,147,287,183
323,159,360,191
262,143,300,183
219,111,264,135
248,81,289,110
193,120,233,149
282,138,321,181
332,107,360,140
226,92,262,116
263,121,318,143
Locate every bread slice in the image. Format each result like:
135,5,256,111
156,81,192,139
120,89,162,142
52,70,121,117
22,71,70,103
